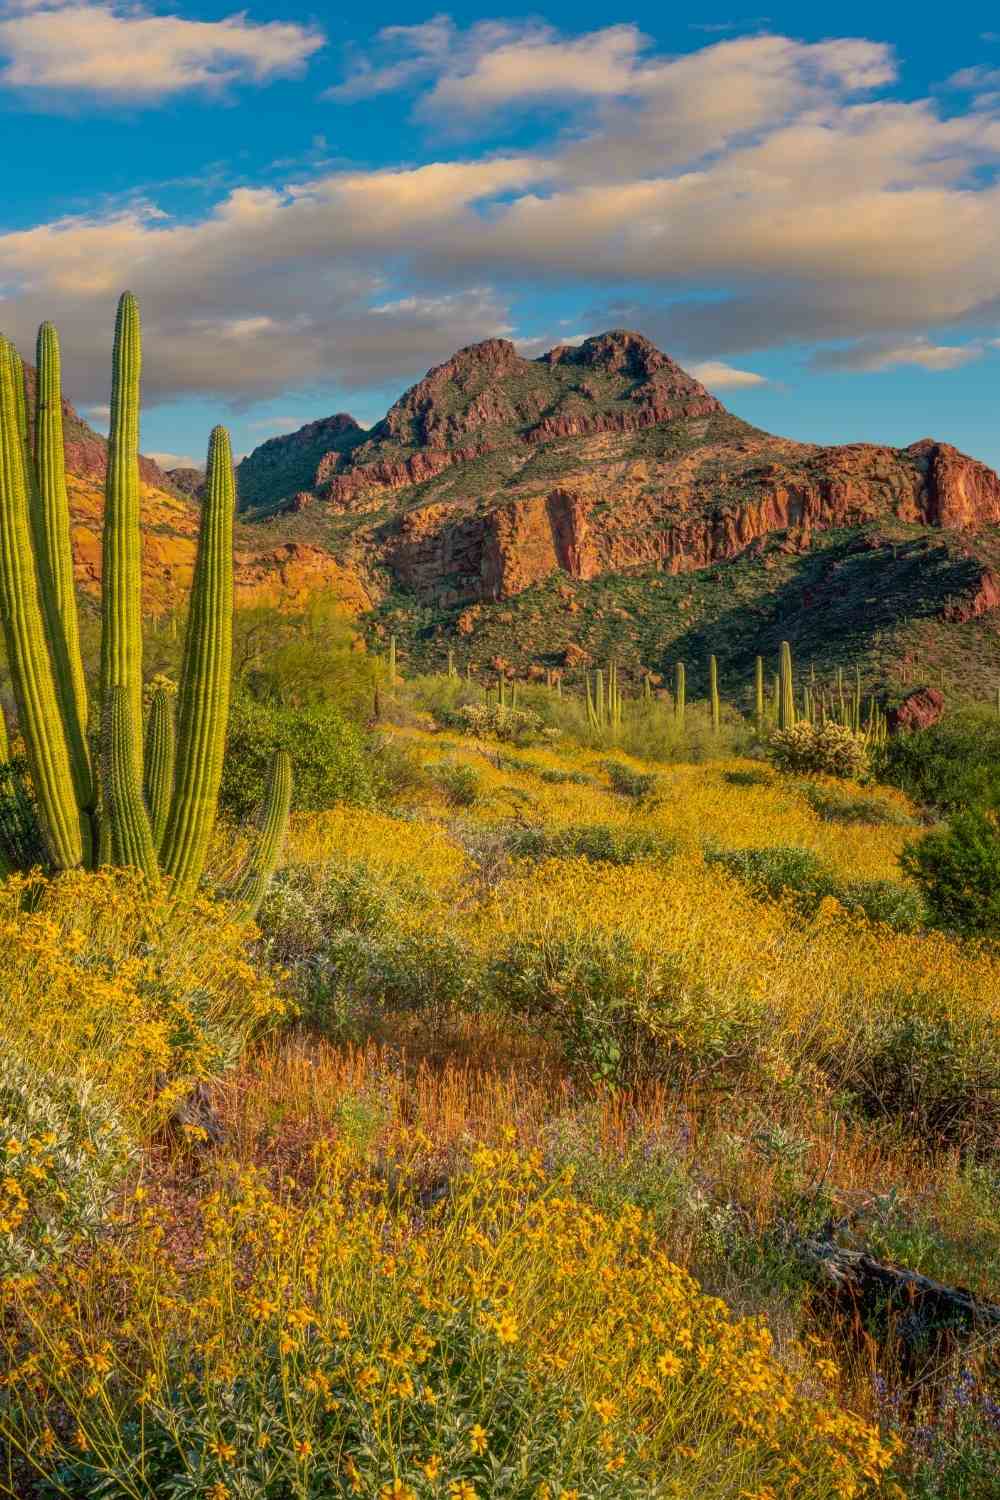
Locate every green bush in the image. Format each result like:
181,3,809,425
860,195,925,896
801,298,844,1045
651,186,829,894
220,697,379,821
0,756,48,873
430,759,481,807
901,810,1000,938
602,760,659,802
0,1053,137,1273
505,822,676,867
487,928,758,1086
704,845,835,914
705,845,923,931
876,707,1000,813
792,780,916,827
833,990,1000,1153
767,722,869,779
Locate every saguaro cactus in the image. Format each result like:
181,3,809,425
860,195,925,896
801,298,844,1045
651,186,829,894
674,661,686,725
709,654,720,735
754,654,764,733
778,641,795,731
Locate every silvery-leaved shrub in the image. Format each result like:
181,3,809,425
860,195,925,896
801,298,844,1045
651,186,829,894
0,1054,137,1273
767,721,869,779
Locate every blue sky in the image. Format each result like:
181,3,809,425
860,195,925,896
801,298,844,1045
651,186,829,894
2,1,1000,471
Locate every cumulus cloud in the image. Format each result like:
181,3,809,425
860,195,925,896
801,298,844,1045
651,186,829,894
810,338,987,374
690,359,768,388
147,450,201,469
4,23,1000,408
0,0,324,100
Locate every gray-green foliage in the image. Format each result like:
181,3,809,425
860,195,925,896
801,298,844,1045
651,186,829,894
0,1053,137,1273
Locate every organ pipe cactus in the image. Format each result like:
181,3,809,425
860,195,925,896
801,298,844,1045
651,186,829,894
101,292,144,774
159,425,234,900
104,685,158,883
144,686,175,851
230,749,292,922
0,338,85,868
0,295,290,914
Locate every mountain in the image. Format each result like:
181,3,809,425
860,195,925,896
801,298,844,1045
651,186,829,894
234,330,1000,700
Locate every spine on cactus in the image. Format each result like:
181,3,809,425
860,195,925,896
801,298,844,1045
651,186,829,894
9,346,29,452
100,291,144,775
32,322,95,839
144,686,175,851
0,338,84,868
160,425,234,900
675,661,686,724
778,641,795,730
754,654,764,732
104,685,158,883
709,654,720,734
230,749,292,922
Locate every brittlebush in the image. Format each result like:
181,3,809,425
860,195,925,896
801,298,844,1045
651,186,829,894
0,1139,900,1499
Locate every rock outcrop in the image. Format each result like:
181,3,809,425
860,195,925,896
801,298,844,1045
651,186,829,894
888,688,946,734
234,330,1000,607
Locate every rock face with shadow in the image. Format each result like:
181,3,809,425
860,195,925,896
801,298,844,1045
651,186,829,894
233,330,1000,612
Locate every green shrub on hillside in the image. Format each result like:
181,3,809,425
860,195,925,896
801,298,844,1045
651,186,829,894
488,929,758,1086
219,697,378,821
877,707,1000,813
602,760,659,802
505,822,677,867
901,810,1000,938
704,843,924,931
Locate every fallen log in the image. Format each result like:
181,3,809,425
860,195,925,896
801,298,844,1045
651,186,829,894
787,1223,1000,1387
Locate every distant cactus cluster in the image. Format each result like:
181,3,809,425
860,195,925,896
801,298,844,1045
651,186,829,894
0,296,290,917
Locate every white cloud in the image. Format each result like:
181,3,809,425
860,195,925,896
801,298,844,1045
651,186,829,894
0,1,324,101
811,337,986,373
147,450,200,469
689,359,767,388
4,25,1000,405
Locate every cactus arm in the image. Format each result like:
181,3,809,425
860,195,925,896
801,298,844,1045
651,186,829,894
0,340,83,868
229,749,292,922
104,685,158,883
30,323,96,854
144,686,176,851
160,425,234,900
100,291,144,774
34,323,91,744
